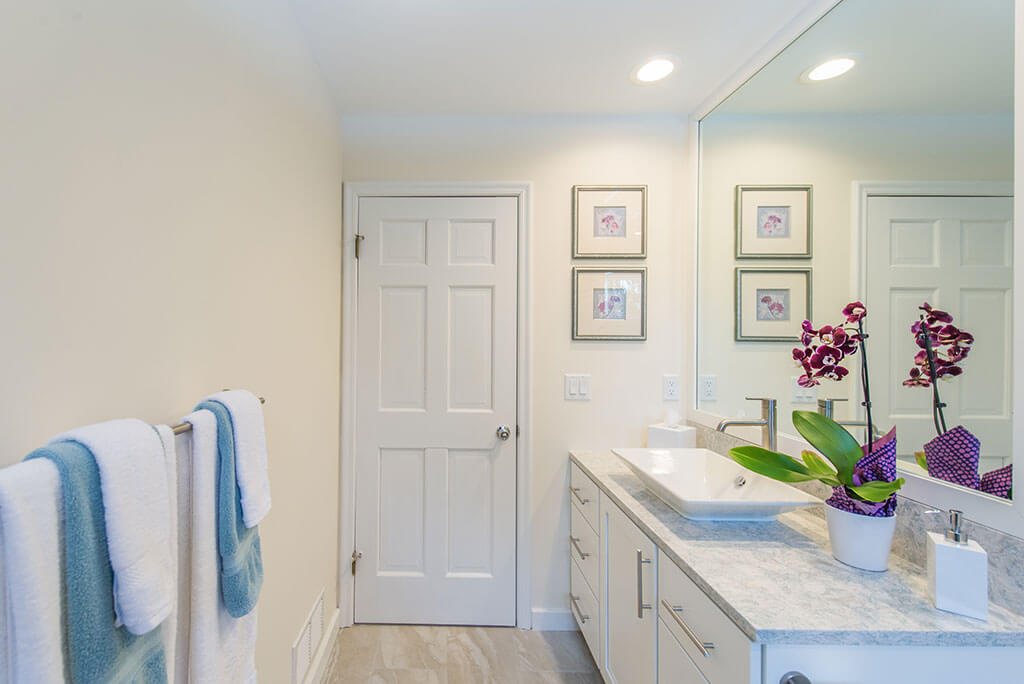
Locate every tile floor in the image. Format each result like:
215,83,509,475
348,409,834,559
323,625,602,683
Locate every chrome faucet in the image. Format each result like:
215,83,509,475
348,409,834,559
817,398,881,443
716,397,777,451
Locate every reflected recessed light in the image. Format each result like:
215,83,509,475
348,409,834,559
632,56,677,84
803,56,857,82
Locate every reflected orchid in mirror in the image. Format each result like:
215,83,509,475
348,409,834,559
903,302,974,437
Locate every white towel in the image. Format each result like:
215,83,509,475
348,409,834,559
0,459,65,683
202,390,271,527
153,425,181,684
185,409,258,684
52,418,174,635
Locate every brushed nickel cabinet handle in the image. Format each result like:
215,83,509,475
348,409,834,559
569,593,590,624
636,550,653,619
569,486,590,505
569,536,590,560
661,599,715,658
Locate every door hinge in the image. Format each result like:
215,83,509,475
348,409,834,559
516,425,520,437
354,234,365,259
351,550,363,575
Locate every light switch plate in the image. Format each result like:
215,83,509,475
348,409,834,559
791,376,818,404
564,374,591,401
663,375,680,401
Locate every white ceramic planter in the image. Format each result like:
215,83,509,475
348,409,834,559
825,505,897,572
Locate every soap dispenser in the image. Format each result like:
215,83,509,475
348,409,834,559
926,509,988,621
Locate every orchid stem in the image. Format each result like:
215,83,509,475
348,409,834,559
920,315,948,437
857,319,875,449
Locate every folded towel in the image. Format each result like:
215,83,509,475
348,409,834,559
51,419,174,636
0,459,66,683
27,442,167,684
201,390,271,528
194,400,264,618
185,410,258,683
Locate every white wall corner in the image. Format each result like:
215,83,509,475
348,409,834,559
531,609,578,632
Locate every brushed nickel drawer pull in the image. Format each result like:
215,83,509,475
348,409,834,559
636,550,653,618
569,593,590,624
569,536,590,560
661,599,715,658
569,486,590,505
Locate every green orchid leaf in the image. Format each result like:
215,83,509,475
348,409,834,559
728,445,818,483
915,452,928,471
848,478,906,503
801,450,836,476
791,411,862,484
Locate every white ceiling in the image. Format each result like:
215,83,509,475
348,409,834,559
714,0,1013,115
290,0,821,115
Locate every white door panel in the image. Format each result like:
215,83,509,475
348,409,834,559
355,196,518,625
866,195,1013,460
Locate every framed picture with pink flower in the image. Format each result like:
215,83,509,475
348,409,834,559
735,267,811,341
572,266,646,340
572,185,647,258
735,185,812,258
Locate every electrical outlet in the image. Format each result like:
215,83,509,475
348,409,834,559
663,374,680,401
564,374,591,401
698,375,717,401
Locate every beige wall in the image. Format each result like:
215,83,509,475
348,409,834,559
0,2,342,681
698,112,1013,437
341,114,690,620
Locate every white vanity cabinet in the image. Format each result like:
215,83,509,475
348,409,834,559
569,455,1024,684
569,463,602,666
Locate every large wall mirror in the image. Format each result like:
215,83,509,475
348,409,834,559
697,0,1014,513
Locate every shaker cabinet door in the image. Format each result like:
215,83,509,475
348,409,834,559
603,500,657,684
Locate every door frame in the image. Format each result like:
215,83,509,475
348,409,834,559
851,180,1013,532
338,181,533,628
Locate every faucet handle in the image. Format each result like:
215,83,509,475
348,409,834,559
745,397,776,404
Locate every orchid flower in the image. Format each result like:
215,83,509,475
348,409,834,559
791,301,876,446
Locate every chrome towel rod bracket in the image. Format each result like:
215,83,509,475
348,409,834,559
171,393,266,435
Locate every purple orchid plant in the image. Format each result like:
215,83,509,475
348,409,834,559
902,302,974,437
792,301,874,444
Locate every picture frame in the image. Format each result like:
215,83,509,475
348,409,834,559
572,185,647,258
572,266,647,340
735,267,811,342
735,185,812,258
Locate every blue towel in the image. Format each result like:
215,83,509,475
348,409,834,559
195,399,263,617
26,442,166,684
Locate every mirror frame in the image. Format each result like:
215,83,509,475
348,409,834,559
686,0,1024,538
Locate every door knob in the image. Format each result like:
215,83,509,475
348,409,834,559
780,672,811,684
496,425,512,441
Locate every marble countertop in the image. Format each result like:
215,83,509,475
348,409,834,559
570,450,1024,647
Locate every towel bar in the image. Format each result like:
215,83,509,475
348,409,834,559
171,395,265,435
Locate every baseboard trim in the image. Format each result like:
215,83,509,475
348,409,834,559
310,608,342,684
531,609,577,631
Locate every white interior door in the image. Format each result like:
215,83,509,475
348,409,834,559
354,195,518,625
866,195,1013,463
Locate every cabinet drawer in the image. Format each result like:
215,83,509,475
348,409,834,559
569,462,599,532
570,555,600,662
659,556,753,684
659,618,710,684
570,501,599,594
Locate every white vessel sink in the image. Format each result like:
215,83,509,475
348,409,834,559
612,448,821,521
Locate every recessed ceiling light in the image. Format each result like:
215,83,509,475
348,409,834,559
632,56,677,84
802,56,857,83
